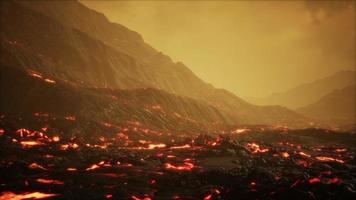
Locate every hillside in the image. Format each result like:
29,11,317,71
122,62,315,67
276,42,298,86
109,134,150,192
297,85,356,126
1,63,236,132
248,70,355,109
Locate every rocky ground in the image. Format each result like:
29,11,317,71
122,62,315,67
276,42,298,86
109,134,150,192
0,114,355,200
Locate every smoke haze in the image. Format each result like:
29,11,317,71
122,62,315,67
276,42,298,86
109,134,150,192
81,0,355,98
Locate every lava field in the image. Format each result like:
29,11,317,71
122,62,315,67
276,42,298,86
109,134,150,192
0,114,355,200
1,1,355,200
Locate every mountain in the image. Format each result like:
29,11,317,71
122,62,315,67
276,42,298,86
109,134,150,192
0,0,308,127
0,64,235,132
15,0,215,99
297,85,356,126
247,70,355,109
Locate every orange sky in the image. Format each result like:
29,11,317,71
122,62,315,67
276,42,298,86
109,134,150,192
81,0,355,98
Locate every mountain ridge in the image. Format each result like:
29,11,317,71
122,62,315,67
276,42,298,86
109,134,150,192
247,70,355,109
297,84,356,126
1,0,308,127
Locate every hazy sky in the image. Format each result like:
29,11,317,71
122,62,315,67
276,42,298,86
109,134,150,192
81,0,355,98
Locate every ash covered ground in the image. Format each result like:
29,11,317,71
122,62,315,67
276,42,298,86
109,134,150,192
0,114,355,200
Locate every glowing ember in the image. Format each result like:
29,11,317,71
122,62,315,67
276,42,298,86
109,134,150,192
315,156,344,163
60,143,79,150
28,163,47,170
210,142,217,146
298,151,311,157
203,194,212,200
86,164,100,171
165,162,195,171
105,194,113,199
93,144,108,149
281,152,290,158
308,177,321,184
44,78,56,84
327,177,341,184
99,173,125,178
16,128,31,137
52,136,60,142
131,195,152,200
65,116,76,121
66,167,77,171
246,143,269,153
0,191,59,200
33,112,49,117
28,70,43,79
99,136,105,142
232,128,250,134
84,161,111,171
36,178,64,185
335,148,347,152
0,128,4,136
20,140,43,147
172,195,181,200
151,105,162,110
119,163,133,167
30,73,43,79
148,143,166,149
170,144,191,149
27,70,56,85
131,196,140,200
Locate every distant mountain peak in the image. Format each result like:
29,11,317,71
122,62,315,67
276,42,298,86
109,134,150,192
247,70,356,109
297,84,356,126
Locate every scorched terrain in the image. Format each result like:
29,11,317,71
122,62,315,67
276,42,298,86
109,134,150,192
0,1,355,200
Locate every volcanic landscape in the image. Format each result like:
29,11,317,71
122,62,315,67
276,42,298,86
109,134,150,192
0,1,355,200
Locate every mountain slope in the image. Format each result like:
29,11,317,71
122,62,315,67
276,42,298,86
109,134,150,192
297,85,356,126
1,1,159,90
248,70,355,109
0,0,308,127
16,0,214,99
0,63,235,132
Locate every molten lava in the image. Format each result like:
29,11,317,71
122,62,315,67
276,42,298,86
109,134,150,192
20,140,43,147
203,194,212,200
148,143,166,149
0,191,59,200
308,177,321,184
36,178,64,185
315,156,344,163
298,151,311,157
165,161,195,171
28,163,47,170
246,142,269,153
281,152,290,158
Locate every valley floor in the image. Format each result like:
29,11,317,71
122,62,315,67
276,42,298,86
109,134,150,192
0,114,355,200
